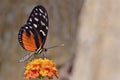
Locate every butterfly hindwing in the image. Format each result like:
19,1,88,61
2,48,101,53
18,24,42,51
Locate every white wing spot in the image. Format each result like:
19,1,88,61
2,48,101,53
41,21,45,26
35,13,38,15
23,29,25,31
25,26,28,29
46,26,48,30
35,8,38,11
39,9,44,13
28,22,31,24
46,18,47,21
40,30,46,36
43,15,45,19
39,13,42,16
34,17,39,21
19,40,22,42
45,12,47,16
30,26,32,29
33,24,37,28
30,18,32,22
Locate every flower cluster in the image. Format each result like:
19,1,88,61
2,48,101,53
24,58,59,80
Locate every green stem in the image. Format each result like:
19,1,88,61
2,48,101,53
39,77,42,80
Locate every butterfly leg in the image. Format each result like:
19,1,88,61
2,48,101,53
33,53,38,59
18,52,35,63
42,48,47,58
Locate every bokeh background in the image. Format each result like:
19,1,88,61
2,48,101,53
0,0,120,80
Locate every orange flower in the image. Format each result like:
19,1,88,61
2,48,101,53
24,58,59,80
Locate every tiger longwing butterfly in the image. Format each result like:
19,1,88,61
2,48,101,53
18,5,49,62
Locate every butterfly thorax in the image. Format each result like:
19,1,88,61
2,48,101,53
35,47,47,55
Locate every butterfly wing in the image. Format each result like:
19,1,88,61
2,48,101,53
18,5,49,52
27,5,49,48
18,24,42,51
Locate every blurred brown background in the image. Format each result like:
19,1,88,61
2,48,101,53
0,0,120,80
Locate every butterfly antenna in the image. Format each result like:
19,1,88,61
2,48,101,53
46,43,64,50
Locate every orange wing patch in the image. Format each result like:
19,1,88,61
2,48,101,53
22,31,37,51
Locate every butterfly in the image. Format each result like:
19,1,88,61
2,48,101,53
18,5,49,62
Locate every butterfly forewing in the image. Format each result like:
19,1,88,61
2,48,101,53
27,5,49,48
